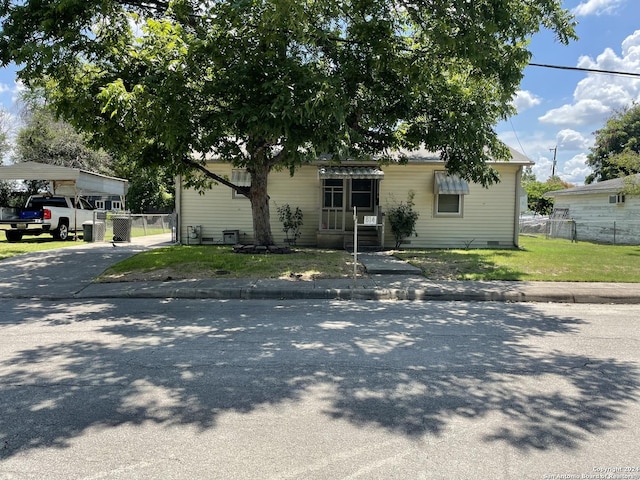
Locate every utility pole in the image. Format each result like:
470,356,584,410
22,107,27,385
550,146,557,177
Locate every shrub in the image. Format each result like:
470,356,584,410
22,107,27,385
386,191,419,249
277,204,303,245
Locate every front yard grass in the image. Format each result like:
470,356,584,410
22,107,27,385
0,236,81,260
395,235,640,282
99,245,355,282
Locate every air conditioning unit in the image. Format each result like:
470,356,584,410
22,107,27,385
223,229,239,244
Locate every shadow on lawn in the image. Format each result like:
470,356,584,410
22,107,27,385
400,250,529,280
1,299,638,458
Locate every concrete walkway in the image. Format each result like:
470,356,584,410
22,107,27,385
1,235,639,303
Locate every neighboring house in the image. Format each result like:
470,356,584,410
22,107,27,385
544,174,640,245
176,147,532,249
86,195,125,211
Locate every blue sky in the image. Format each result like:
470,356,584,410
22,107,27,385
1,0,639,184
497,0,640,184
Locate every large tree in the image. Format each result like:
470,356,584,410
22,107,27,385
14,103,114,174
0,0,576,245
586,103,640,184
522,173,573,216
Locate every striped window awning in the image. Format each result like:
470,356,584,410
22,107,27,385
318,166,384,180
434,171,470,195
231,169,251,186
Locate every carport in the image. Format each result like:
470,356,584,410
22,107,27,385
0,162,129,241
0,162,128,198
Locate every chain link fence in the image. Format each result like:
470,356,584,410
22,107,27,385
520,215,640,245
87,211,177,243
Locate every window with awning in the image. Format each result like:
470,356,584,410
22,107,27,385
231,169,251,199
434,171,470,195
434,171,468,216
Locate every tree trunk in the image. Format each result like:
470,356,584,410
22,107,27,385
248,160,274,246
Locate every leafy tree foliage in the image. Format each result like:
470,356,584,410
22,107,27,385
586,104,640,184
113,159,175,213
522,174,573,216
0,0,576,244
0,107,8,160
14,104,114,174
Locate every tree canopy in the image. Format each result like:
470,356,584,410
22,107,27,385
0,106,9,161
14,103,114,174
522,174,573,216
586,103,640,184
0,0,577,244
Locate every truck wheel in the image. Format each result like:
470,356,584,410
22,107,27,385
53,221,69,241
5,230,23,242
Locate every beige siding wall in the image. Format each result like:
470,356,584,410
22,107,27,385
379,164,520,248
179,164,320,245
179,162,522,248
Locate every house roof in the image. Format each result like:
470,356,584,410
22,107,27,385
0,162,128,196
203,145,534,166
544,173,640,198
389,146,533,165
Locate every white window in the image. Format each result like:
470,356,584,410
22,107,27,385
434,171,469,217
111,200,123,211
94,200,106,210
609,194,625,204
436,194,463,215
323,179,344,208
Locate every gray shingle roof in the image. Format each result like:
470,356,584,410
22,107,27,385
545,173,640,197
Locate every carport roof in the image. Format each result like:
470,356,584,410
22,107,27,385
0,162,128,196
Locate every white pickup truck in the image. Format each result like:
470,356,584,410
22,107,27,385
0,194,95,242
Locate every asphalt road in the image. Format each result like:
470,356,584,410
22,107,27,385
1,298,639,479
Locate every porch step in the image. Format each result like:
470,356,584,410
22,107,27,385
344,231,381,252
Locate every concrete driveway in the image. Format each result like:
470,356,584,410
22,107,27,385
0,234,172,299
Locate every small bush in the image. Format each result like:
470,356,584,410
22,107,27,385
386,191,419,249
277,204,303,245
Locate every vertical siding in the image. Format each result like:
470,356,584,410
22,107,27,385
379,164,520,248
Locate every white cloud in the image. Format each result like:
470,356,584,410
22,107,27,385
531,155,554,181
10,79,25,105
556,129,592,150
0,83,10,94
512,90,541,113
538,99,613,126
559,153,592,185
573,0,626,16
539,30,640,127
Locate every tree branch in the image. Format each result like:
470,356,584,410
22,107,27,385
182,157,250,198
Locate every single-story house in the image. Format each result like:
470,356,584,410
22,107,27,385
544,174,640,245
175,147,532,249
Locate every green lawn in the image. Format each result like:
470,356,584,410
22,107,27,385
4,233,640,283
0,236,80,260
395,235,640,282
100,245,355,281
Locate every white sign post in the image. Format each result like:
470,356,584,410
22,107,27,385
353,206,358,286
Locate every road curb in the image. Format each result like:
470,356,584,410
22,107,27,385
71,286,640,303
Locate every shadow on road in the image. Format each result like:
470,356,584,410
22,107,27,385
1,299,638,457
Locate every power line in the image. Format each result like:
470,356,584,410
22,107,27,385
528,62,640,78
